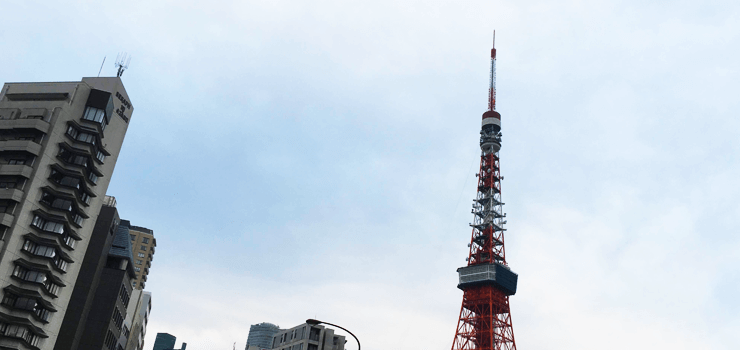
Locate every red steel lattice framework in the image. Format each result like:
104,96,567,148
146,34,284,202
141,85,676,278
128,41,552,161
451,32,518,350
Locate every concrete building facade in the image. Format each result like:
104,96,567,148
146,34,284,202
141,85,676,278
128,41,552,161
123,290,151,350
52,198,123,350
123,221,154,289
0,77,133,349
74,220,136,350
270,323,345,350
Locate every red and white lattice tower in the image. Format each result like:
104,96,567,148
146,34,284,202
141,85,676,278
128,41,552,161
451,33,518,350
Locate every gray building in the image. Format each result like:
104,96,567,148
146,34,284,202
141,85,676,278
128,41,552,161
53,197,138,350
74,217,136,350
246,322,280,350
270,323,345,350
123,290,151,350
0,77,133,349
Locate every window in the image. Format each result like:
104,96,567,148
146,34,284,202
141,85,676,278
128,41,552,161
119,284,130,307
75,132,96,145
135,259,142,265
40,192,74,211
88,172,98,184
58,148,88,167
54,257,68,272
96,150,106,162
66,126,78,139
50,169,82,189
130,234,136,241
104,329,116,350
12,265,46,284
8,159,26,165
82,106,106,124
31,215,65,234
0,182,16,189
12,265,61,296
0,323,41,346
140,245,146,251
134,267,140,272
132,281,136,287
1,292,53,322
23,240,57,259
80,192,91,205
142,237,149,244
137,252,145,258
72,214,84,226
112,308,123,329
64,235,77,249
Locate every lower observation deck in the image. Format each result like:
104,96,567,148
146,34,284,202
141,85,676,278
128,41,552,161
457,262,518,296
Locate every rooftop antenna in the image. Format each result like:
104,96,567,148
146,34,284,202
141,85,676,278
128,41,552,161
97,56,106,77
115,53,131,77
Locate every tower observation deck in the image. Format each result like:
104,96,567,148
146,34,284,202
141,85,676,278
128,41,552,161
451,33,518,350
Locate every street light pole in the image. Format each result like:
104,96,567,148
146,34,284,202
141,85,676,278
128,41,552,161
305,319,360,350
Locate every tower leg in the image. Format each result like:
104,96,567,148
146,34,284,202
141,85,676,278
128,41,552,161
451,286,517,350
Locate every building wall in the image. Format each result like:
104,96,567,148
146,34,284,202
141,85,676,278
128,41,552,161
76,267,132,350
123,289,151,350
125,222,154,289
246,322,280,350
53,203,119,350
0,77,133,349
270,324,345,350
152,333,176,350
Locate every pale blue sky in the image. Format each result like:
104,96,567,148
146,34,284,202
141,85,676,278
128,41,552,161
2,0,739,349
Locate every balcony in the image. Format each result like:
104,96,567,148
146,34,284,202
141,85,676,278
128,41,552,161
0,164,33,178
0,213,14,227
0,188,24,202
0,140,42,156
0,118,50,133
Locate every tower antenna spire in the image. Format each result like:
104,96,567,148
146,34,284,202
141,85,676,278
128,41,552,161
489,31,497,112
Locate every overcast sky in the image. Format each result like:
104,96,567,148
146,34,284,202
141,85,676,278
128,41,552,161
2,0,740,349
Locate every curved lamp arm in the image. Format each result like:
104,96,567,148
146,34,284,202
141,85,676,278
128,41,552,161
306,319,360,350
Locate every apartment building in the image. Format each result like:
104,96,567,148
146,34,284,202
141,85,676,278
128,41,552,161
0,77,133,349
271,323,345,350
124,221,154,289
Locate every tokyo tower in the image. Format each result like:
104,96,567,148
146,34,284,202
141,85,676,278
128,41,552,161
451,33,519,350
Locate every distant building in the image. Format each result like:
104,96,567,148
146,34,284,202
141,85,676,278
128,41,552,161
271,323,345,350
246,322,280,350
153,333,176,350
54,197,137,350
124,220,155,289
123,290,152,350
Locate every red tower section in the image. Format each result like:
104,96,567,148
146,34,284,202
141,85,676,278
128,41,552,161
451,34,518,350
